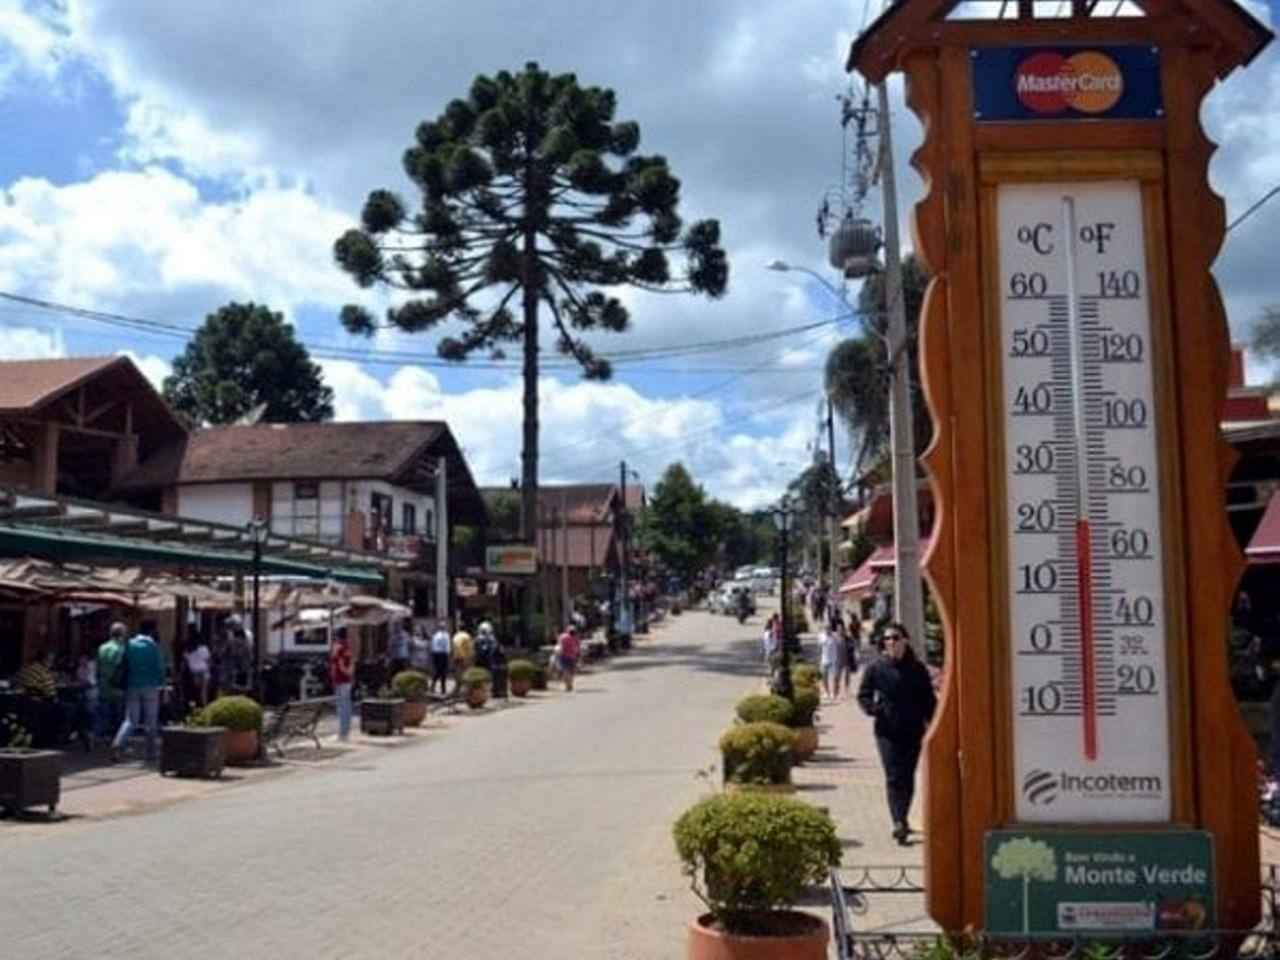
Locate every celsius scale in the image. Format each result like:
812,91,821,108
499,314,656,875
997,181,1172,823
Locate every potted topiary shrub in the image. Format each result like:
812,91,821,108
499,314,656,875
507,660,537,698
719,721,795,791
0,713,60,817
790,662,821,691
197,696,263,764
735,693,794,727
788,686,821,762
390,670,431,726
462,667,492,709
673,792,840,959
531,662,549,691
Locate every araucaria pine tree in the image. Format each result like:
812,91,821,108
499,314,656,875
335,62,728,642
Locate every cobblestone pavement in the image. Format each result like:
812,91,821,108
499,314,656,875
0,609,770,960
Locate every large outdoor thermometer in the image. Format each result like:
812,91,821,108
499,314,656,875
998,180,1171,824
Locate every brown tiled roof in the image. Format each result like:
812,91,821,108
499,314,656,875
122,421,443,486
481,483,621,525
118,421,488,525
0,357,122,411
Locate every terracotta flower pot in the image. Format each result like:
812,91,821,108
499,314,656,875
792,726,819,762
686,911,828,960
223,729,259,764
466,685,490,709
403,701,428,727
510,677,532,698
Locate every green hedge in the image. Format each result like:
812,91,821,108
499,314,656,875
719,721,794,786
195,695,263,733
507,659,537,681
789,685,819,728
462,666,492,687
673,792,840,934
735,693,794,726
390,669,430,702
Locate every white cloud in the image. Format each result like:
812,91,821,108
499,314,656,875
0,323,65,359
123,350,170,389
318,359,817,508
0,0,71,92
0,166,354,317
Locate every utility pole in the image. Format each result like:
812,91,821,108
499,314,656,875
560,488,570,627
877,80,925,652
827,398,840,592
617,460,630,636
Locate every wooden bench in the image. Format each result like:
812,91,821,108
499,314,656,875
425,689,464,715
263,697,335,757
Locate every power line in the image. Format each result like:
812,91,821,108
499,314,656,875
1227,184,1280,233
0,289,865,372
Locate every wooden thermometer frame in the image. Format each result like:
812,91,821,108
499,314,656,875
849,1,1272,934
977,151,1194,829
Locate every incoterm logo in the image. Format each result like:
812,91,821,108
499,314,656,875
1022,769,1059,805
1014,51,1124,115
1022,768,1164,806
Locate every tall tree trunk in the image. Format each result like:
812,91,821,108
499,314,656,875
519,223,540,649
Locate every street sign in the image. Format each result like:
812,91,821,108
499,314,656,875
485,544,537,576
985,830,1214,935
998,181,1170,823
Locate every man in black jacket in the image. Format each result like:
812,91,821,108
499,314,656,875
857,623,937,845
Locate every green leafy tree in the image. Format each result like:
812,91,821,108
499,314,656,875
708,500,772,570
334,63,728,640
1251,306,1280,371
825,254,931,474
163,302,334,425
638,463,723,582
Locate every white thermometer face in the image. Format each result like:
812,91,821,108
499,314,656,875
998,180,1171,823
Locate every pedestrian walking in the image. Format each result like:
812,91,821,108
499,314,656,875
838,620,861,698
555,624,581,692
110,621,167,764
96,623,128,745
856,622,936,846
330,626,354,741
429,621,452,694
818,623,844,700
451,622,474,690
388,618,411,675
184,630,212,706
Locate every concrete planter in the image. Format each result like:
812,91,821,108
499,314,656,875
360,698,406,735
160,726,226,778
0,748,61,816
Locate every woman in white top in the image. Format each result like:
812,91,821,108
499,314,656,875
818,626,845,700
184,634,212,706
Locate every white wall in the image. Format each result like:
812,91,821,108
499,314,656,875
176,483,255,528
350,479,437,540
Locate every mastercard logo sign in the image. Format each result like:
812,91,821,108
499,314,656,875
1014,51,1124,115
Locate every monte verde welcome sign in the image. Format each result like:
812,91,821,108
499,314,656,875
985,831,1214,935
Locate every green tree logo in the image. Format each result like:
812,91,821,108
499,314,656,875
991,837,1058,933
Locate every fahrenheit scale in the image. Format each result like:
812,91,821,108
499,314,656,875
998,181,1171,823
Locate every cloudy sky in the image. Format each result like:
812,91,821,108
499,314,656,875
0,1,1277,508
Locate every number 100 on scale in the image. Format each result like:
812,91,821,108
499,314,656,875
998,181,1171,823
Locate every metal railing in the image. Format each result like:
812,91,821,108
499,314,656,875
830,865,1280,960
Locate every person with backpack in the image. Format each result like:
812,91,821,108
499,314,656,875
96,622,129,746
109,621,168,764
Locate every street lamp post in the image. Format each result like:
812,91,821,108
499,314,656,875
766,258,926,652
771,497,795,701
246,517,269,696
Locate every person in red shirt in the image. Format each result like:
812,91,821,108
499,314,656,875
555,625,581,692
330,627,354,740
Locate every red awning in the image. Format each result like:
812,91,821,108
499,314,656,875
1248,491,1280,565
839,540,932,596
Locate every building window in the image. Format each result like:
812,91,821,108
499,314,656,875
294,481,319,538
402,503,416,535
370,491,393,549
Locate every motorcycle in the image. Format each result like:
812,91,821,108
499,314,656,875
736,603,750,625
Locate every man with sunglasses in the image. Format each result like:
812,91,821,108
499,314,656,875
857,623,936,845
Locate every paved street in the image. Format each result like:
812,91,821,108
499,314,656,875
0,609,772,960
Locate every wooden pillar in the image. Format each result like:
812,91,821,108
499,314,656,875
31,422,58,494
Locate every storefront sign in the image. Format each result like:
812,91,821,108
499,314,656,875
485,544,537,575
385,534,425,560
985,830,1214,934
972,46,1162,122
454,578,479,597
